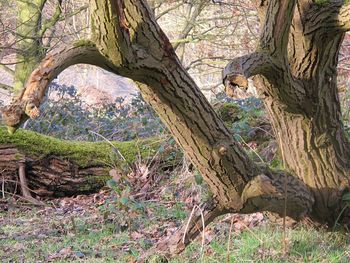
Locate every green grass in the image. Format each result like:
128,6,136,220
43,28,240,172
171,224,350,263
1,205,350,262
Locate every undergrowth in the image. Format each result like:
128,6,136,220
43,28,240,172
1,204,349,262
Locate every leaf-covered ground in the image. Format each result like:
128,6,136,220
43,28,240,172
1,171,350,263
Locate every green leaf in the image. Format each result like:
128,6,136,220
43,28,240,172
106,179,117,188
120,197,129,205
342,192,350,202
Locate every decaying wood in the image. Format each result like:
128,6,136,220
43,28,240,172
0,144,110,197
0,127,173,198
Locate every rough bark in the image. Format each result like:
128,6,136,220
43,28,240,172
224,0,350,224
0,144,110,197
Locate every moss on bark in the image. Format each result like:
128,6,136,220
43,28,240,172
0,126,161,167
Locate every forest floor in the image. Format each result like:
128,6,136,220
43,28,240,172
1,166,350,263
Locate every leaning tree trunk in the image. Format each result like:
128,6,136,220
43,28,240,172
2,0,350,259
0,126,168,197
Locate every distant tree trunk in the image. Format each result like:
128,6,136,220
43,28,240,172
2,0,350,259
14,0,47,92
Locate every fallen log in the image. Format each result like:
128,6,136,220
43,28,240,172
0,126,176,197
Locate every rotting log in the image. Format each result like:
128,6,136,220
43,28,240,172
0,126,175,197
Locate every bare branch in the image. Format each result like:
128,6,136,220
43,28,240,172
0,83,13,91
39,0,63,37
0,64,15,75
156,2,184,20
173,0,208,50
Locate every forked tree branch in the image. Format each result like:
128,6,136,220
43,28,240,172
172,0,207,50
3,1,317,258
4,0,314,216
39,0,63,37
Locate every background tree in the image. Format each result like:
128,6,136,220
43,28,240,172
0,0,89,93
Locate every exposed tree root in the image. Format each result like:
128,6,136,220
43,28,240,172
18,161,43,205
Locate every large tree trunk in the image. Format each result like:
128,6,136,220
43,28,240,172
222,1,350,223
264,94,350,223
2,0,350,259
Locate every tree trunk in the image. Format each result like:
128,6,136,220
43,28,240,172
14,0,46,93
264,92,350,224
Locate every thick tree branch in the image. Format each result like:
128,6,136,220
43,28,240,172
222,53,307,111
240,168,314,219
304,2,350,35
260,0,296,58
1,40,113,131
222,52,270,91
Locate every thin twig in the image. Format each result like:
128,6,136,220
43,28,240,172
226,216,235,263
182,204,206,262
278,132,288,257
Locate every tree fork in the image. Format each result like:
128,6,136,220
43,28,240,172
3,0,314,217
